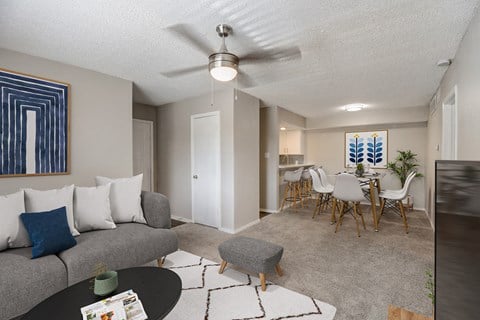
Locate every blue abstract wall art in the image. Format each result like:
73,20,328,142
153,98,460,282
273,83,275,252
345,131,388,168
0,69,70,177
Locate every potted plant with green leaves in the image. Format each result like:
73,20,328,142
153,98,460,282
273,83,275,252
355,163,365,176
387,150,423,187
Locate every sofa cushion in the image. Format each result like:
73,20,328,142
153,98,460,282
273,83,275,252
58,223,178,285
24,185,79,237
20,207,77,258
0,190,30,250
0,247,68,320
74,184,116,232
95,174,146,224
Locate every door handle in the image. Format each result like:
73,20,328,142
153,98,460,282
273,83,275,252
193,175,198,179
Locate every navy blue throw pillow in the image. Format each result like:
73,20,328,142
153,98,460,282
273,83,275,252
20,206,77,259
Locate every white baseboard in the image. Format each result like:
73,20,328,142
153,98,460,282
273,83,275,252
218,227,234,233
234,219,261,233
219,219,261,234
260,208,280,214
171,215,193,223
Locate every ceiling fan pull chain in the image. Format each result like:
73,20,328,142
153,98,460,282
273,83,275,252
210,76,215,107
234,78,238,100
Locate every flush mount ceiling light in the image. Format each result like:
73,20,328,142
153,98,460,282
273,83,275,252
280,127,286,131
437,59,452,67
208,24,239,82
344,103,367,112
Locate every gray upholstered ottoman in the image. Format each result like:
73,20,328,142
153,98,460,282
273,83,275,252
218,236,284,291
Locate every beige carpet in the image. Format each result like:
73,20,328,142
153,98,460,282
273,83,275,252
173,202,434,320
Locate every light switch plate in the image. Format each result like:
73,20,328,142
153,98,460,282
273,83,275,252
264,152,270,158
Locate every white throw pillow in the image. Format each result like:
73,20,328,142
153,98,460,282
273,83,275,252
0,190,30,250
74,184,116,232
95,174,146,224
24,185,79,236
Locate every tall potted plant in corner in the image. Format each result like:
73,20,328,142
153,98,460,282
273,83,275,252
387,150,423,209
387,150,423,186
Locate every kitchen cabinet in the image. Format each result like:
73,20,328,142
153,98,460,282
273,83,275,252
279,130,304,154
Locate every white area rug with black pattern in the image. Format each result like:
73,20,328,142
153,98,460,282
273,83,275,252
163,250,336,320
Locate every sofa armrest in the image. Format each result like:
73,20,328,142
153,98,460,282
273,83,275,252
141,191,171,229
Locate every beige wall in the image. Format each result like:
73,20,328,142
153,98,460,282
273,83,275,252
278,106,306,128
234,91,260,228
133,103,158,191
305,125,428,209
260,106,280,211
307,106,428,129
157,88,259,232
0,49,133,194
426,6,480,224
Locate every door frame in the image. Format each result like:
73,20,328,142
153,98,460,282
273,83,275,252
132,118,154,191
441,85,458,160
190,111,221,227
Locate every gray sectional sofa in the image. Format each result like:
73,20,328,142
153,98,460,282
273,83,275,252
0,191,178,320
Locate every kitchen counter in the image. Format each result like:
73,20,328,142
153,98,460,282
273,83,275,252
278,163,315,170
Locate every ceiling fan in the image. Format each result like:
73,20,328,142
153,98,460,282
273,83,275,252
161,23,302,88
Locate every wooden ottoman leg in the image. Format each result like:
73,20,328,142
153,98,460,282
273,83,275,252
219,260,228,274
275,264,283,276
157,257,164,267
259,273,266,291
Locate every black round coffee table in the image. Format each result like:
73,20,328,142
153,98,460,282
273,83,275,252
21,267,181,320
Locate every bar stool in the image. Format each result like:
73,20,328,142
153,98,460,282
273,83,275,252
280,167,304,211
300,169,313,205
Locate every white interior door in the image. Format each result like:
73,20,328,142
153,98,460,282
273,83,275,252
191,112,220,228
133,119,154,191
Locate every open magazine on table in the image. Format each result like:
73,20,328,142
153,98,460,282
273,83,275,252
80,290,148,320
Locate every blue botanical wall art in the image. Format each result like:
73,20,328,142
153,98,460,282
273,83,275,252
345,131,388,168
0,68,70,177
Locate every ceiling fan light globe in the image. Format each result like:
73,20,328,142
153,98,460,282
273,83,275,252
210,66,238,82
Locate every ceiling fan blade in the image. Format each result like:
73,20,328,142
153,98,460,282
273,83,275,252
160,65,206,78
166,24,214,56
240,46,302,65
236,71,257,89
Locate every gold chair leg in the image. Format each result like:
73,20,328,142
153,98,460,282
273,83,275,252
398,201,409,234
259,273,266,291
321,194,330,212
312,193,321,219
379,198,386,215
357,203,366,230
331,197,337,224
157,257,164,267
377,197,386,226
280,183,290,211
353,203,361,237
298,183,304,208
290,182,295,209
275,264,283,276
335,202,345,233
219,260,227,274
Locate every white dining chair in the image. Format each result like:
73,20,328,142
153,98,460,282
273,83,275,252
332,173,367,237
378,171,416,233
316,167,334,189
309,169,333,219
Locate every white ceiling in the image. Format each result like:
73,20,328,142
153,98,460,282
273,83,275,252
0,0,478,118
